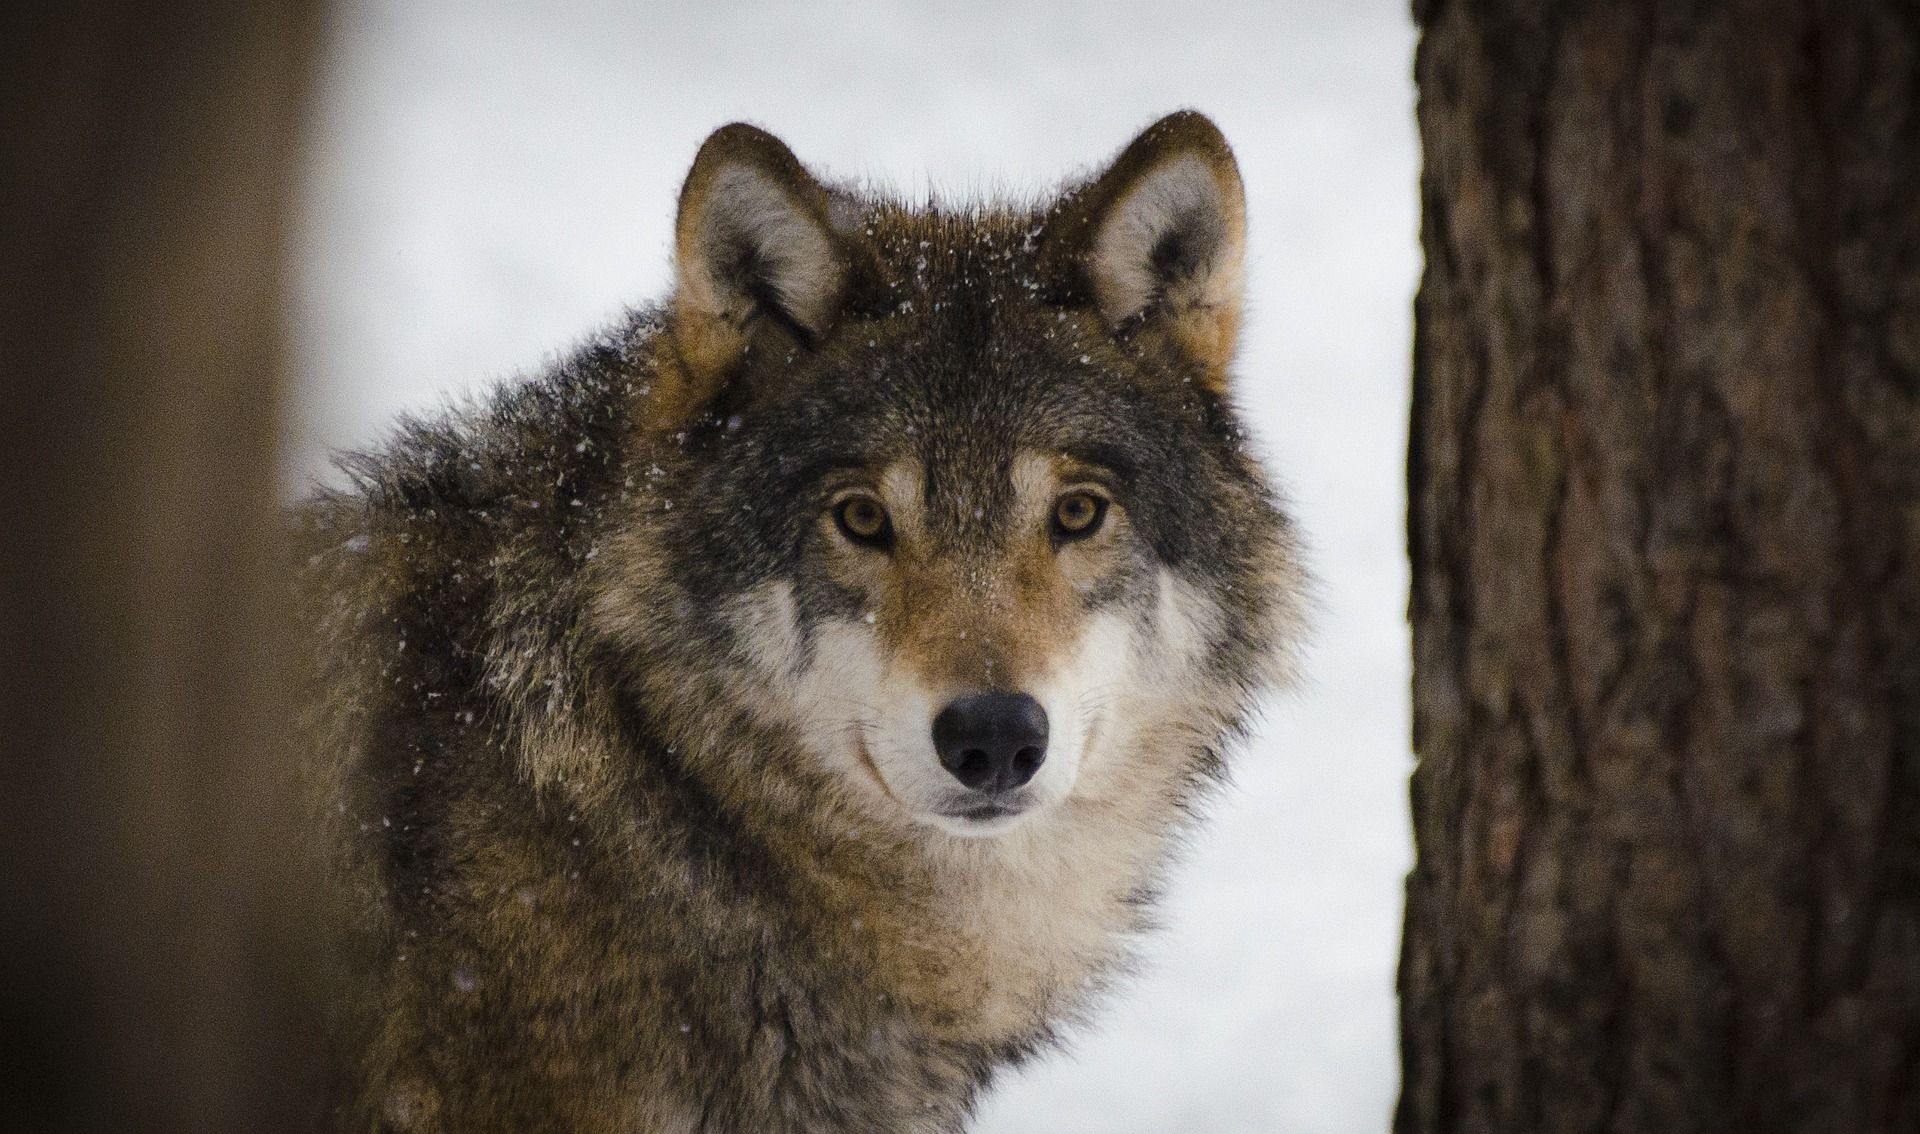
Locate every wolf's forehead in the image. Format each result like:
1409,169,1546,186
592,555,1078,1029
859,205,1048,293
856,447,1049,514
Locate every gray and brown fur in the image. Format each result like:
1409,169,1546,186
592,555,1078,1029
299,111,1306,1132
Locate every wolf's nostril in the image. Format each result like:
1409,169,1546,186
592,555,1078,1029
1013,747,1042,777
958,750,990,783
931,692,1049,793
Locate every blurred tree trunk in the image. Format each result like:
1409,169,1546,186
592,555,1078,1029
0,2,327,1131
1401,2,1920,1132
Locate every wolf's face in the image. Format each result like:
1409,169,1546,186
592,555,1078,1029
708,345,1242,837
612,114,1299,840
780,447,1164,835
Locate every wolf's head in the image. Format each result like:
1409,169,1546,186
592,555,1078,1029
596,113,1304,842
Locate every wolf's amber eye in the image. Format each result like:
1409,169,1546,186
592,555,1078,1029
834,495,892,547
1052,492,1107,541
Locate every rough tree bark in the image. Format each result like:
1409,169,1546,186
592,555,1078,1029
1402,2,1920,1132
0,3,326,1130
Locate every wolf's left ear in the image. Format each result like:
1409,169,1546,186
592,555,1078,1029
1041,112,1247,392
658,123,853,429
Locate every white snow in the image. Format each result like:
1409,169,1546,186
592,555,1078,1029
292,2,1419,1130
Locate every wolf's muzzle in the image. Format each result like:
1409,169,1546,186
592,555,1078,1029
931,692,1048,794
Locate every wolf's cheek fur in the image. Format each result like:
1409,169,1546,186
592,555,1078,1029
722,580,939,821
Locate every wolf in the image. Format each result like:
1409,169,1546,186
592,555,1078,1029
299,110,1306,1132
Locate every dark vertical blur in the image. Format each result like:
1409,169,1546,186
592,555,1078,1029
0,2,328,1130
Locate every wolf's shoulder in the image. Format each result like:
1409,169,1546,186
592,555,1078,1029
298,307,667,561
292,305,673,701
328,308,660,511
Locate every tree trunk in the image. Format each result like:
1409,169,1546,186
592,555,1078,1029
0,3,326,1130
1401,1,1920,1132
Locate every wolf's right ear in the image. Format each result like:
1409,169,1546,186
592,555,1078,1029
658,124,852,429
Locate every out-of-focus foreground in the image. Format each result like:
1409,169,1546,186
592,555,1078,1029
1,3,327,1130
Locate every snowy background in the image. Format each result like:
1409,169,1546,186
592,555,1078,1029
291,2,1418,1130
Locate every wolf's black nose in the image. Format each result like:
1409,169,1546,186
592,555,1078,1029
932,692,1048,793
